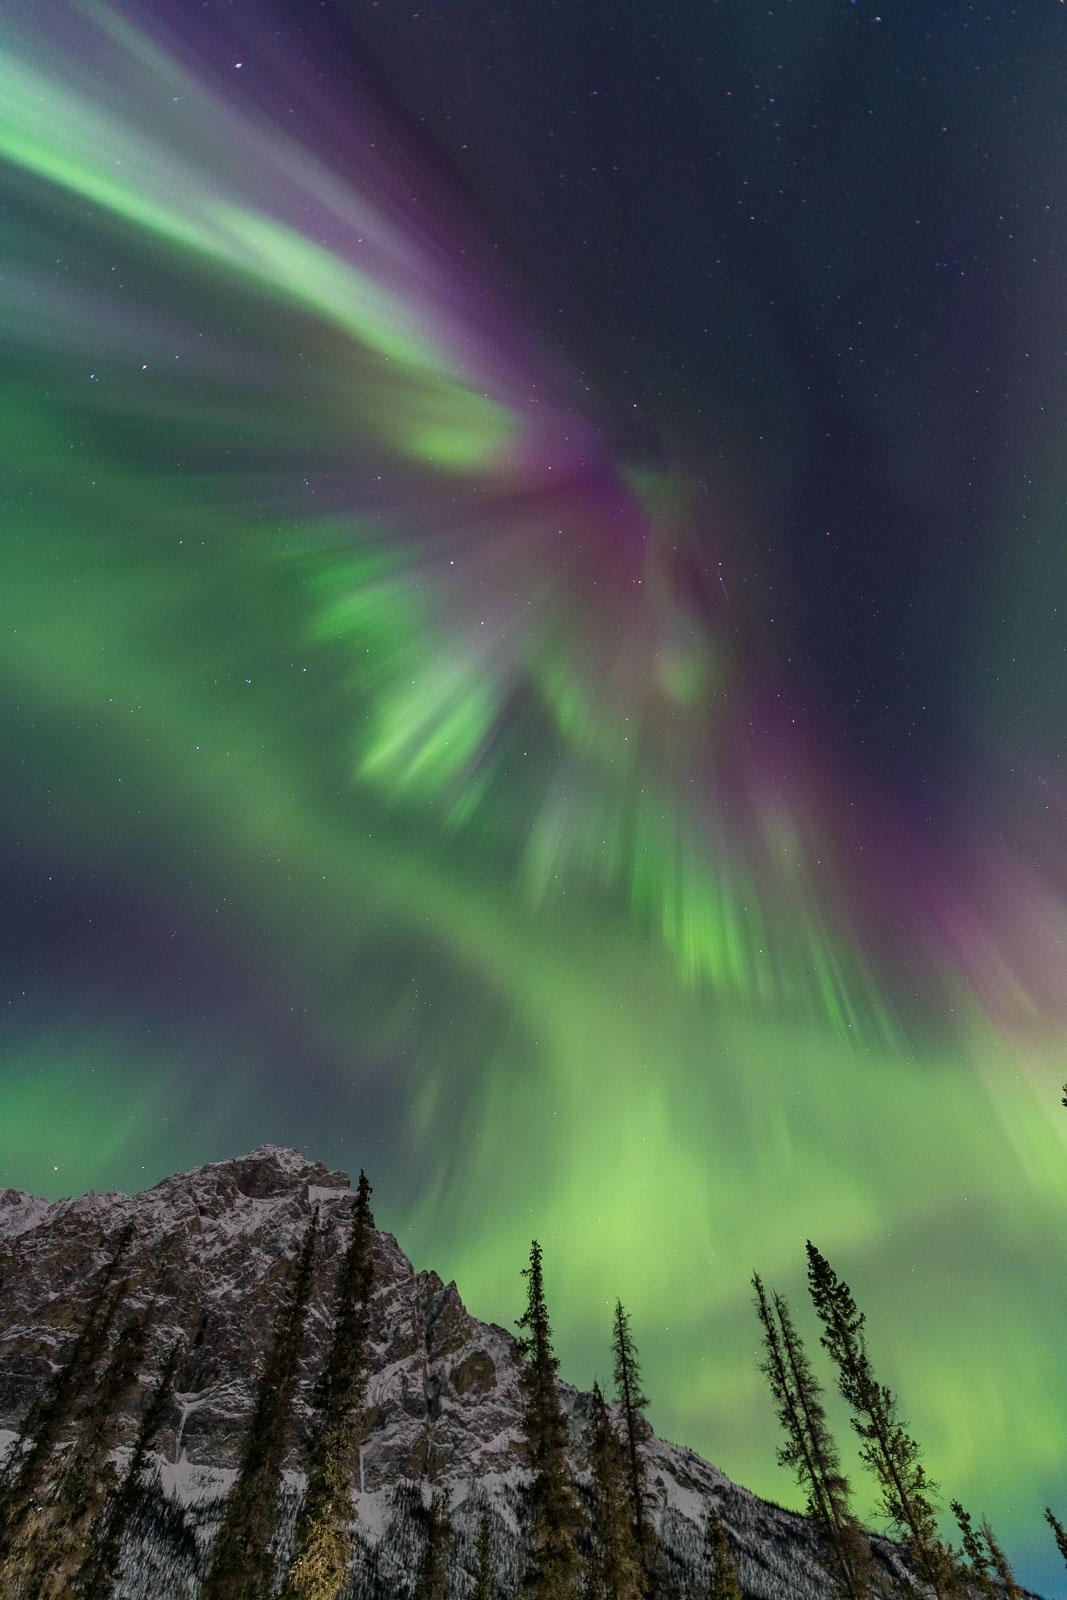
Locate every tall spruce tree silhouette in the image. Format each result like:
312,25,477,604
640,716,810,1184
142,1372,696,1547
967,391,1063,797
752,1272,872,1599
79,1334,183,1600
472,1509,494,1600
610,1301,650,1559
515,1240,584,1600
704,1507,742,1600
805,1242,963,1600
412,1487,453,1600
980,1515,1020,1600
282,1174,374,1600
586,1380,646,1600
951,1502,995,1598
204,1207,319,1600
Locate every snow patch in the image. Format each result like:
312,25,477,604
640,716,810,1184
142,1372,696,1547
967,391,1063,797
0,1190,58,1240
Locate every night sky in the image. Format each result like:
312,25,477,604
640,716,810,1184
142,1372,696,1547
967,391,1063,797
2,0,1065,1591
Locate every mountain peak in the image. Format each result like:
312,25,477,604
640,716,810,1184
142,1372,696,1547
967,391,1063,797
142,1144,353,1205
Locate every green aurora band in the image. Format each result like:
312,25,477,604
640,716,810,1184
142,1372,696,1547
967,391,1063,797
0,2,1065,1591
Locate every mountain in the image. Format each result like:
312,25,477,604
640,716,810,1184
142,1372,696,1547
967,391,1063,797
0,1147,1026,1598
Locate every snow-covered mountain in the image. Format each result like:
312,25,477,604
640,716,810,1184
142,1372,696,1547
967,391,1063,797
0,1147,1012,1598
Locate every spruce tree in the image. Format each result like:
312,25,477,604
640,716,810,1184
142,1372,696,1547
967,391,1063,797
950,1502,995,1598
281,1173,375,1600
703,1507,742,1600
412,1487,453,1600
980,1516,1020,1600
752,1273,871,1600
204,1208,320,1600
1045,1507,1067,1571
0,1223,135,1566
472,1509,494,1600
805,1242,963,1600
78,1335,183,1600
586,1380,646,1600
515,1240,585,1600
611,1302,650,1556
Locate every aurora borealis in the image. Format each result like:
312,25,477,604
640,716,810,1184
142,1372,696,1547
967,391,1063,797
1,0,1065,1590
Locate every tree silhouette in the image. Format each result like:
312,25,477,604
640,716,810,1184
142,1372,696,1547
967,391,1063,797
806,1242,963,1600
472,1509,494,1600
611,1303,650,1549
704,1507,742,1600
204,1207,319,1600
586,1380,646,1600
752,1272,872,1599
980,1515,1020,1600
1045,1507,1067,1572
412,1487,452,1600
951,1501,994,1598
515,1240,585,1600
281,1173,374,1600
78,1334,183,1600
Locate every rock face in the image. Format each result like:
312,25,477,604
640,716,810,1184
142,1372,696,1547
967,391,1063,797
0,1148,934,1597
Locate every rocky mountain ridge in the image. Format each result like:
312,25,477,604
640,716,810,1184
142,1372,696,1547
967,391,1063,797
0,1146,1031,1598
